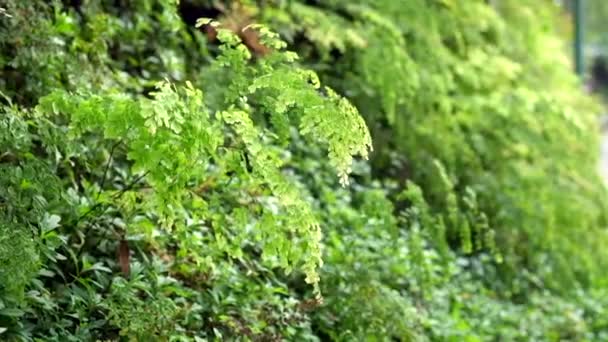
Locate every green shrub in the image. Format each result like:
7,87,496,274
1,0,607,340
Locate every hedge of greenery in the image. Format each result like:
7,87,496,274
1,0,608,340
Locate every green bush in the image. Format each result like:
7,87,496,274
1,0,607,340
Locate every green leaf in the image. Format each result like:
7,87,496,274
40,213,61,233
0,308,25,317
195,17,214,28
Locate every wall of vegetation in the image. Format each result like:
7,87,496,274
1,0,608,340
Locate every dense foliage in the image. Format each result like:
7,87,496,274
1,0,608,340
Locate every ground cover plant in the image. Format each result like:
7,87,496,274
1,0,608,340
